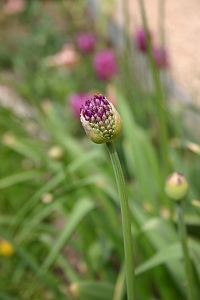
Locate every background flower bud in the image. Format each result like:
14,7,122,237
69,92,89,119
76,33,96,53
93,50,117,81
165,172,189,201
80,94,122,144
135,27,153,53
48,146,64,161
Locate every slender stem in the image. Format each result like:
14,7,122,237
122,0,133,76
158,0,165,47
106,141,136,300
175,201,195,300
138,0,169,177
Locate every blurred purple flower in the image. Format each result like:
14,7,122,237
93,50,117,81
135,27,153,53
153,47,169,69
69,93,89,119
76,33,96,53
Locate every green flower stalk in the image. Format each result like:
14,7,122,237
80,94,136,300
165,172,195,300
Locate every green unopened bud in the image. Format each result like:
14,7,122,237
80,94,122,144
165,172,189,201
2,132,16,146
48,146,64,161
69,283,78,298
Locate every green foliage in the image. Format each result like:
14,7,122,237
0,1,200,299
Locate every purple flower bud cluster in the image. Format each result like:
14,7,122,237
93,50,117,81
80,95,115,140
76,33,96,53
75,31,117,81
135,27,152,53
135,27,169,69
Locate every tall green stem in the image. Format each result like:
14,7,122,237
158,0,165,47
106,141,136,300
175,201,195,300
138,0,169,177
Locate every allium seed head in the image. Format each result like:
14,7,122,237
80,94,122,144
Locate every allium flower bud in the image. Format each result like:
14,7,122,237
76,33,96,53
165,172,189,201
93,50,117,81
80,94,122,144
135,27,153,53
